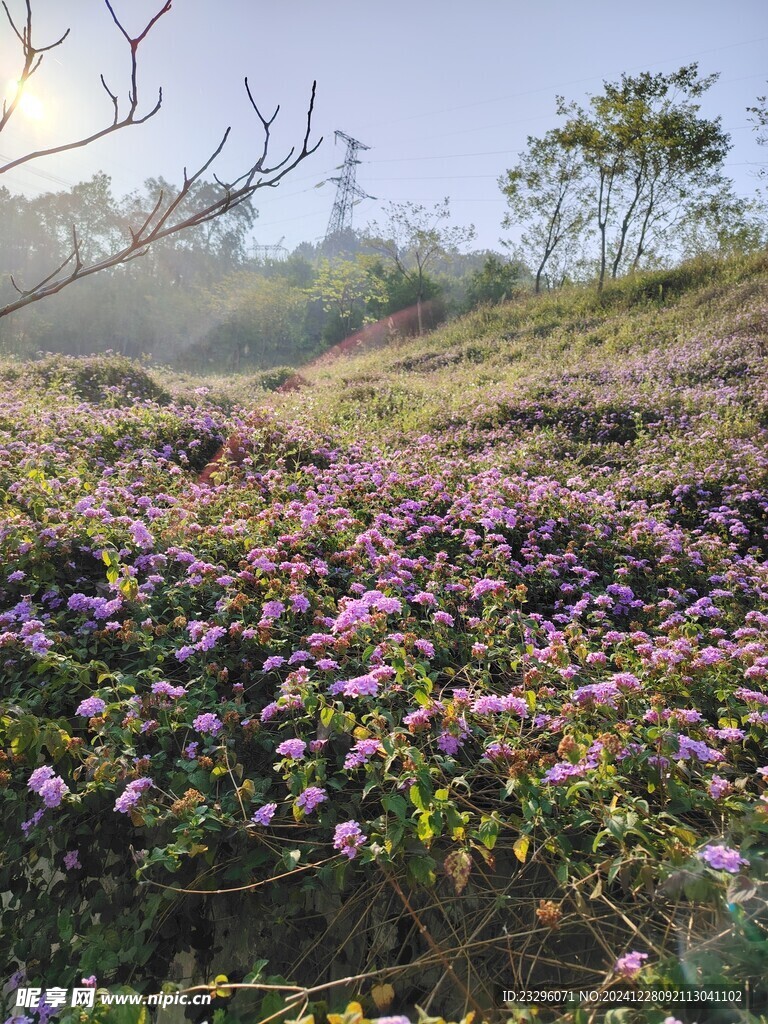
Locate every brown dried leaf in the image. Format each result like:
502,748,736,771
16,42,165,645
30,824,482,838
371,983,395,1011
444,848,472,894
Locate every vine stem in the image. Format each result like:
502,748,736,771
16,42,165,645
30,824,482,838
381,864,485,1019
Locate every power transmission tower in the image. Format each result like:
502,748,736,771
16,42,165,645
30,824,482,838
252,236,288,262
325,131,373,244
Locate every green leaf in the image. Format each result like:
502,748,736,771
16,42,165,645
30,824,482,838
244,959,269,984
477,815,499,851
409,778,432,811
406,854,437,888
513,835,530,863
282,849,302,870
58,911,73,944
416,811,436,841
320,706,335,728
382,793,407,820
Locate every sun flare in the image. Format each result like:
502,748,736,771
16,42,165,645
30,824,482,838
6,79,45,121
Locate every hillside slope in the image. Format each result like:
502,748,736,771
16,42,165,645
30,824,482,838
1,252,767,1022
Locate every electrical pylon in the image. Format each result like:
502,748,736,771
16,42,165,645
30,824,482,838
324,131,373,241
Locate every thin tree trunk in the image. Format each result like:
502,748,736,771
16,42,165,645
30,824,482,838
597,171,608,293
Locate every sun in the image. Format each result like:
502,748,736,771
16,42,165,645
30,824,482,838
6,79,45,121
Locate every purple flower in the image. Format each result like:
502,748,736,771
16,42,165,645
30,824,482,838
542,760,591,785
485,741,514,761
76,696,106,717
263,656,285,672
708,775,732,800
193,713,223,736
676,735,724,763
129,520,154,550
276,738,307,760
38,775,69,808
501,694,529,717
613,672,641,691
288,650,312,665
199,625,226,651
333,820,367,859
437,731,464,755
151,681,186,698
115,777,153,814
735,687,768,706
329,673,380,698
63,850,81,870
572,681,619,706
262,600,285,620
471,579,506,599
614,951,648,979
472,695,504,714
27,766,55,793
343,738,382,769
252,803,277,826
404,705,439,730
698,844,749,873
710,727,745,742
21,808,45,836
295,786,327,814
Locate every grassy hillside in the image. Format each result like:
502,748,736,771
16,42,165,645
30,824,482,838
1,252,767,1024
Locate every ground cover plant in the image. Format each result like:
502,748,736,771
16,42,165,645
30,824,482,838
1,252,767,1024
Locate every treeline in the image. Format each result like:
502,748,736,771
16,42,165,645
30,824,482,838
503,65,767,291
0,178,523,369
1,63,765,370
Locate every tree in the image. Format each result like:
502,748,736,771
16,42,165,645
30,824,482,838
500,131,589,293
464,254,530,308
201,273,309,370
555,65,730,289
365,199,476,333
678,188,768,259
747,88,767,181
310,255,387,343
0,0,320,318
120,177,257,287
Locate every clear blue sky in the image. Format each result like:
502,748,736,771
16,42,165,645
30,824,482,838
1,0,766,253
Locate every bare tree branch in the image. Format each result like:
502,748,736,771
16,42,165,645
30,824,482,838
0,0,69,133
0,3,322,318
0,0,170,174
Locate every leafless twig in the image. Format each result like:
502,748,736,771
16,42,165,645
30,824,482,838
0,1,322,318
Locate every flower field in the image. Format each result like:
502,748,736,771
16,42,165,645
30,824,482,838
1,253,768,1024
